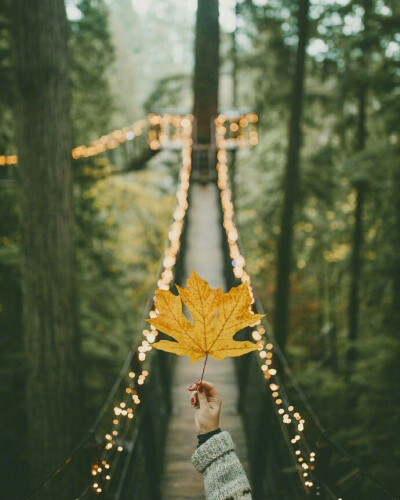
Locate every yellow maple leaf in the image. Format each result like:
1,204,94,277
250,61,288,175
146,271,264,363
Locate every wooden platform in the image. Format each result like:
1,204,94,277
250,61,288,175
161,184,250,499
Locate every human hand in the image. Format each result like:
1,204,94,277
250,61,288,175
187,379,222,434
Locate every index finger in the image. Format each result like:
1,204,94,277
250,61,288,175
196,380,219,397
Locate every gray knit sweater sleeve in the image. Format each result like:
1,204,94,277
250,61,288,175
192,431,252,500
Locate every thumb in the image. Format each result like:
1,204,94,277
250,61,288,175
197,384,209,408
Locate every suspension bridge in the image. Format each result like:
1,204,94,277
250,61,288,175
7,111,393,500
3,1,397,497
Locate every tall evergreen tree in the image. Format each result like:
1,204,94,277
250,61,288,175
346,0,372,373
12,0,82,497
0,0,14,154
70,0,114,145
274,0,310,353
193,0,220,145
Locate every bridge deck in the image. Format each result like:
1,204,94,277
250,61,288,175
161,183,250,499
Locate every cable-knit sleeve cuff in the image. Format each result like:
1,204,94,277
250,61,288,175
192,431,235,473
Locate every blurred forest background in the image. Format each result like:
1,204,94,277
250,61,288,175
0,0,399,497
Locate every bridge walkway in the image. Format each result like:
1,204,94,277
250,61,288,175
161,183,250,499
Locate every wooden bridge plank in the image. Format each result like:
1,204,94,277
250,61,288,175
161,184,250,499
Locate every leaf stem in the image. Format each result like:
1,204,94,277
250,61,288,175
200,352,208,384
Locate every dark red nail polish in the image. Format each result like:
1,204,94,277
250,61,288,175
198,385,203,393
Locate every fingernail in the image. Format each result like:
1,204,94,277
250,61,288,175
195,379,200,383
191,398,195,404
198,385,203,393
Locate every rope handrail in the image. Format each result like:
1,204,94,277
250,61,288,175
21,432,93,500
1,111,257,167
1,119,149,167
215,139,320,496
110,138,193,499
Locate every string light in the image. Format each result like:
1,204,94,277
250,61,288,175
0,155,17,166
215,120,317,492
1,119,148,166
1,112,255,168
215,112,258,150
90,115,193,495
89,116,193,496
72,119,147,159
148,113,193,150
137,116,193,361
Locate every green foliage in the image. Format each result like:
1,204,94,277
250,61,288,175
75,158,174,418
0,0,14,153
107,0,195,121
234,0,400,494
70,0,115,145
143,74,192,112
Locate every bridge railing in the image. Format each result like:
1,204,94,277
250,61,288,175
23,133,193,500
216,192,307,499
0,117,156,187
214,133,329,499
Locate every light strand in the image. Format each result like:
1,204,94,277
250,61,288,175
0,119,148,166
1,112,256,166
215,112,258,149
89,120,193,496
215,125,317,493
148,113,193,150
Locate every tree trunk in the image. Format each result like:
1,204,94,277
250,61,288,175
231,1,238,109
12,1,83,497
346,0,371,372
193,0,219,146
230,0,238,203
393,165,400,334
346,180,366,369
274,0,309,353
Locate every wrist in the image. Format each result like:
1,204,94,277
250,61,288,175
198,425,219,435
197,428,221,448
